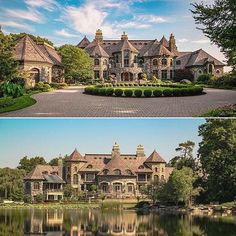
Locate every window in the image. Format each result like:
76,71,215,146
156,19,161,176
113,183,122,192
161,175,165,181
87,164,93,169
138,174,146,181
103,71,108,79
94,71,100,79
103,169,109,175
161,70,167,79
101,183,109,192
170,70,173,79
216,69,220,74
155,167,158,172
74,166,77,172
176,60,181,65
162,168,164,172
73,174,78,185
153,70,158,77
81,174,85,181
162,58,167,66
209,64,213,74
115,54,119,63
124,50,129,67
153,59,158,66
154,175,159,183
42,171,48,175
94,58,99,66
25,182,31,190
147,174,151,181
198,70,202,74
114,169,121,175
127,184,133,192
86,173,95,181
126,169,132,175
103,59,108,65
67,174,71,181
138,165,144,169
134,55,137,63
34,182,40,190
170,59,173,66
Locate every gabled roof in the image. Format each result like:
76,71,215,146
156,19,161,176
77,36,90,48
185,49,225,67
24,165,59,180
160,36,169,48
65,148,87,162
145,150,166,163
14,35,53,64
85,41,109,57
143,41,174,57
111,39,139,54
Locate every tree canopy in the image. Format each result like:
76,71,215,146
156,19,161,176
191,0,236,69
0,32,19,81
58,44,93,80
198,119,236,203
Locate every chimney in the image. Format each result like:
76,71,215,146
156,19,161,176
136,144,145,157
112,142,120,157
121,32,128,40
58,155,63,179
95,29,103,43
169,33,177,52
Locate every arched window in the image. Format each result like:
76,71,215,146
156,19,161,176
161,175,165,181
87,164,93,169
216,69,220,74
30,68,40,83
154,175,159,183
138,165,144,169
74,166,77,172
94,58,99,66
162,58,167,66
126,169,132,175
198,70,202,74
155,167,158,172
73,174,78,184
103,169,109,175
114,169,121,175
103,59,108,65
209,64,213,74
153,59,158,66
25,182,31,190
34,182,40,190
67,174,71,181
170,59,173,66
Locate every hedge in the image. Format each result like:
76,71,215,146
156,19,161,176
84,86,203,97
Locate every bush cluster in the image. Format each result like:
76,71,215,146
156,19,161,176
50,82,68,89
0,82,25,98
34,82,51,92
84,86,203,97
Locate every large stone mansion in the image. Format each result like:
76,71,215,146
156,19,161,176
24,143,173,201
77,29,225,81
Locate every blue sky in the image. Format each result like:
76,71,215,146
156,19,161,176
0,0,228,67
0,118,204,168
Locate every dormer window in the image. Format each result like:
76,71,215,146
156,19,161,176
114,169,121,175
126,169,132,175
87,164,93,169
138,165,144,169
42,171,48,175
94,58,99,66
153,59,158,66
162,58,167,66
103,169,109,175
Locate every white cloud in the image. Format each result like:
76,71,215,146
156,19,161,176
0,20,34,31
5,8,43,23
136,14,169,23
24,0,58,11
54,29,79,38
178,38,189,43
192,39,211,44
118,21,151,29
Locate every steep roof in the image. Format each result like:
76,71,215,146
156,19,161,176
85,41,109,57
145,150,166,163
14,35,53,64
111,39,139,54
65,148,87,162
185,49,225,67
24,165,59,180
77,36,90,48
43,174,65,183
160,36,169,48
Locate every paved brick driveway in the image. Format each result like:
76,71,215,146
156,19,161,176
1,87,236,117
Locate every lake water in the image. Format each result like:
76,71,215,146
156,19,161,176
0,208,236,236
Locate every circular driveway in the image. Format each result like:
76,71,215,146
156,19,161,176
2,87,236,117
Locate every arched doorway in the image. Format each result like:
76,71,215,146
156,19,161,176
30,68,40,83
121,72,133,81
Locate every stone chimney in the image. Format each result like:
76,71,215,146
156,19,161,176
58,155,63,179
121,32,128,40
136,144,145,157
95,29,103,43
112,142,120,157
169,33,177,52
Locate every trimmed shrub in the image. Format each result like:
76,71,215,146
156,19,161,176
92,88,99,95
134,89,143,97
99,88,107,96
50,82,68,89
115,89,123,97
153,89,162,97
173,89,182,96
106,88,114,96
144,89,152,97
197,74,212,83
124,89,133,97
180,79,192,84
163,89,173,96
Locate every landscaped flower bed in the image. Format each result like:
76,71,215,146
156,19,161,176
84,83,204,98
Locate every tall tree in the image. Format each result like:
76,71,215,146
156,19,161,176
169,140,196,170
0,32,19,81
58,44,93,80
191,0,236,69
198,119,236,202
17,156,47,174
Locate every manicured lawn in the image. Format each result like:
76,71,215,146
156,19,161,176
200,104,236,117
0,95,36,113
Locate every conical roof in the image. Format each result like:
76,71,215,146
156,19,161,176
145,150,166,163
85,41,109,57
14,35,53,63
65,148,87,162
77,36,90,48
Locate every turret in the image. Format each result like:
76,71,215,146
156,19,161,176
169,33,177,52
112,142,120,157
95,29,103,43
121,32,128,41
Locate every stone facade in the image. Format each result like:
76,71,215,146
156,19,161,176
77,30,225,81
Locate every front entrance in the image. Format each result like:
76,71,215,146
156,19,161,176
30,68,40,83
121,72,133,81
